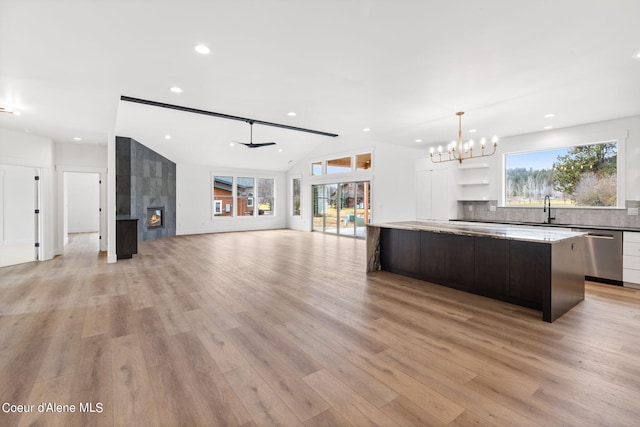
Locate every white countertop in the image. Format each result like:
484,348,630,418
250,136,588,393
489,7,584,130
369,220,585,243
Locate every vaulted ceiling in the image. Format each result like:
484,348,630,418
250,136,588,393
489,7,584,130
1,1,639,170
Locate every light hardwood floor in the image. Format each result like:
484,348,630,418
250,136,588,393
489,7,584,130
1,230,640,426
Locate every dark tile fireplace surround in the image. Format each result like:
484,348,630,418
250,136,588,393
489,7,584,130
116,137,176,242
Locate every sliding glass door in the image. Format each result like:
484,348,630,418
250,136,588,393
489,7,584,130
355,181,370,238
339,182,355,237
312,181,370,238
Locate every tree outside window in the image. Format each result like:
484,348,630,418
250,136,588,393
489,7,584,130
257,178,274,215
505,141,617,207
292,178,301,216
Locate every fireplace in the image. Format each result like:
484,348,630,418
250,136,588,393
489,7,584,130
147,207,164,228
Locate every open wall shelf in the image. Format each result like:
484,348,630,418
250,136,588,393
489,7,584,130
457,163,491,200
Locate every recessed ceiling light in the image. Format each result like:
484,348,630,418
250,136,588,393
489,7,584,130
287,112,296,117
544,113,555,118
73,137,82,141
165,134,171,140
633,51,640,59
170,86,183,93
415,139,422,143
469,129,477,133
229,142,235,147
13,111,21,116
362,128,370,132
194,44,210,55
278,148,283,152
543,126,553,130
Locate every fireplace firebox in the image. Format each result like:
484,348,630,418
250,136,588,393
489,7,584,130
147,207,164,228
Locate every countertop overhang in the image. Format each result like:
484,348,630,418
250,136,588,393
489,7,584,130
369,220,585,244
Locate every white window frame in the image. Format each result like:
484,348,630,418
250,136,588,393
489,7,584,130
212,172,277,218
311,160,324,176
502,137,625,208
212,174,234,218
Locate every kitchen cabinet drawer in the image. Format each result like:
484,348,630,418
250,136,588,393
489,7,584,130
623,241,640,258
623,268,640,284
624,231,640,243
624,234,640,285
623,255,640,270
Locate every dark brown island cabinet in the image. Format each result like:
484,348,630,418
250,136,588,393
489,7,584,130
116,217,138,259
367,221,586,322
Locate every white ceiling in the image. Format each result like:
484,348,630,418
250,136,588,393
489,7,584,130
1,1,639,171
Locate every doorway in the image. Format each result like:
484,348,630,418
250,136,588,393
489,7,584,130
312,181,371,238
64,172,100,254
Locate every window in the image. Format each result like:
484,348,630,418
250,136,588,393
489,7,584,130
312,181,371,238
213,176,233,216
505,141,618,207
311,153,372,176
311,161,323,176
237,177,255,216
292,177,301,216
214,175,277,217
356,153,372,171
327,156,351,174
257,178,274,215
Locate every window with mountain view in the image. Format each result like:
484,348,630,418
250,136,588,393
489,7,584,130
505,141,617,207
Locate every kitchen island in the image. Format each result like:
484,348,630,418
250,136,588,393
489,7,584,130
367,221,586,322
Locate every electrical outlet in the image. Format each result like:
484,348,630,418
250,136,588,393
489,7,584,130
489,205,496,212
628,207,639,216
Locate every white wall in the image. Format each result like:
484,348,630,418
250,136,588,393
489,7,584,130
66,172,100,233
286,139,424,231
55,142,107,169
177,163,286,235
0,128,54,167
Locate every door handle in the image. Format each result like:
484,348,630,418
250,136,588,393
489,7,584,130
586,234,614,239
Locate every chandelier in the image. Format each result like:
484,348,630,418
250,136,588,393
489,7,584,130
430,112,498,164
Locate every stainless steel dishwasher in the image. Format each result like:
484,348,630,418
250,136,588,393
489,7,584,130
572,228,623,284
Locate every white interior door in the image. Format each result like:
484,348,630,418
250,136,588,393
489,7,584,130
0,164,37,267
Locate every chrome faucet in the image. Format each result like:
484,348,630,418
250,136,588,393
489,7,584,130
543,195,555,224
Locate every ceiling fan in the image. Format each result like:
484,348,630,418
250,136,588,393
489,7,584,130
233,120,277,148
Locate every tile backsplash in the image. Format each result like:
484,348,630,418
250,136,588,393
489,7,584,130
458,200,640,229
